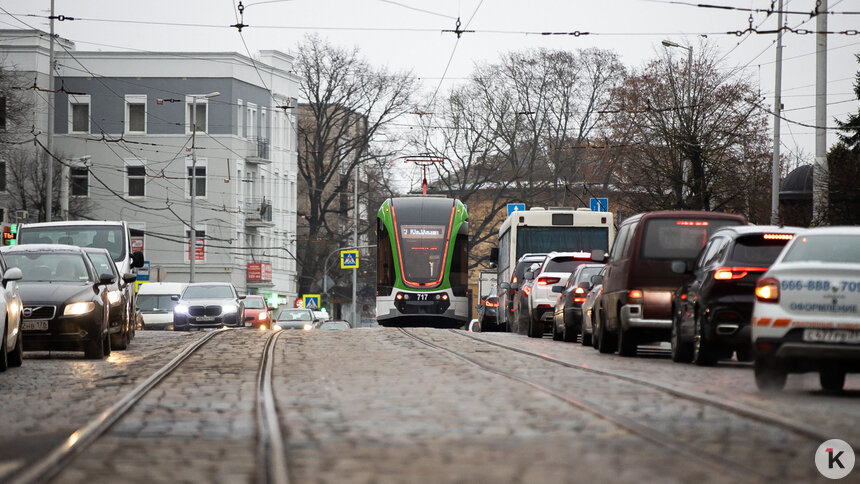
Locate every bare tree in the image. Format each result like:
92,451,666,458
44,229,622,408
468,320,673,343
294,34,417,297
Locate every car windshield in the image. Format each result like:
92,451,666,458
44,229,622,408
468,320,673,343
276,309,313,321
182,285,235,299
641,218,743,260
5,252,91,282
137,294,179,312
730,235,792,265
244,297,266,309
545,256,589,273
320,322,350,330
513,258,544,282
781,234,860,264
18,225,126,261
576,266,603,284
87,252,117,278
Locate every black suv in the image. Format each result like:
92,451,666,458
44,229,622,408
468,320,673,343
173,283,246,330
670,226,797,365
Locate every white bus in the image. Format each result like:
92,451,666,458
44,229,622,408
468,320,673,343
495,207,615,328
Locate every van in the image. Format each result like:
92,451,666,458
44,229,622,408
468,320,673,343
593,211,746,357
136,282,187,330
16,221,145,336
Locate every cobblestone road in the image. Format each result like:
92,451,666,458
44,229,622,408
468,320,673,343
1,327,857,483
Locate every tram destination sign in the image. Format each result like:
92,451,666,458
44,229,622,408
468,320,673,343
401,225,445,238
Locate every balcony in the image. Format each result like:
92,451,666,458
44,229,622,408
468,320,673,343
245,137,271,164
245,197,275,227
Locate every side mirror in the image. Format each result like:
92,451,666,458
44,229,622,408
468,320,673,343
670,260,689,275
122,273,137,284
524,270,535,281
475,304,481,310
2,267,22,288
590,274,603,285
551,286,563,293
99,273,117,285
131,251,144,269
268,305,276,311
499,282,510,290
238,295,246,299
171,295,180,301
511,282,520,291
591,249,607,262
580,281,593,292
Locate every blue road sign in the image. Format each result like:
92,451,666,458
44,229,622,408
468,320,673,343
507,203,526,216
590,198,609,212
340,250,359,269
137,260,151,281
303,294,321,310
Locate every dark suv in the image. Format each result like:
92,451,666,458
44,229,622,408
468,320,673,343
593,211,746,357
173,283,246,330
670,226,797,365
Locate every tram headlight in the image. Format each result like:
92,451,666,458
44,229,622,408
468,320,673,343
441,294,449,301
395,293,403,301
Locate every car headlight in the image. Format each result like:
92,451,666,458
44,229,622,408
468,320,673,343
107,290,122,305
174,304,189,314
303,323,313,331
64,301,96,316
222,304,238,314
257,312,268,321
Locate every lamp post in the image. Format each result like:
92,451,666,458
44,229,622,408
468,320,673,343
662,40,693,204
189,91,220,283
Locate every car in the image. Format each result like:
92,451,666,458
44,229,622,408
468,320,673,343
510,261,542,336
553,263,604,343
274,308,318,330
670,226,797,365
517,251,594,338
476,284,501,331
136,282,187,330
84,247,137,350
318,320,351,330
0,256,23,371
172,282,246,330
243,295,271,329
498,253,547,331
581,269,606,348
3,244,116,359
593,210,746,356
751,227,860,392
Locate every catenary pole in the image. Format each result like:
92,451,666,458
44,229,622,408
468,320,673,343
771,0,784,225
190,96,198,282
46,0,55,222
812,0,828,225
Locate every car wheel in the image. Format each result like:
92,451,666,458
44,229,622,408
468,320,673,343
591,313,600,349
580,325,592,346
527,315,543,338
820,366,846,392
0,320,8,372
552,317,563,341
670,311,693,363
111,330,129,351
562,317,578,343
103,329,112,357
735,346,754,362
692,311,717,366
85,334,105,360
617,326,637,357
8,320,23,367
754,357,787,391
597,309,617,354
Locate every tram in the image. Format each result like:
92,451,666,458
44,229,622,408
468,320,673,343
376,197,470,327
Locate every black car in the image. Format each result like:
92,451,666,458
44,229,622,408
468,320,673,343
173,283,246,330
84,247,137,350
552,263,604,342
670,226,797,365
476,284,502,331
2,244,116,359
499,253,546,332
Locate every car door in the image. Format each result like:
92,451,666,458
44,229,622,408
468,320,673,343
685,237,727,325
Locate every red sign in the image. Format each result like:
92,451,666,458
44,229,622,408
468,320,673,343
188,238,204,261
247,263,272,282
131,236,144,253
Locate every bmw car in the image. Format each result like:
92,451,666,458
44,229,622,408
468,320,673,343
2,244,115,359
173,282,245,330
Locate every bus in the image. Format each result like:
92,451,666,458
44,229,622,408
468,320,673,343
376,197,470,327
495,207,615,328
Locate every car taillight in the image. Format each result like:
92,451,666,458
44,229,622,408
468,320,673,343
763,233,793,240
486,300,499,307
523,286,532,296
537,277,560,286
755,277,780,303
714,267,768,280
573,297,587,304
628,289,643,304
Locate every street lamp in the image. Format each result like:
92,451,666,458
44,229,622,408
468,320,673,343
189,91,220,283
662,40,694,203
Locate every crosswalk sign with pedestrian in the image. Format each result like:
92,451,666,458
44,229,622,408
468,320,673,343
303,294,321,310
340,249,359,269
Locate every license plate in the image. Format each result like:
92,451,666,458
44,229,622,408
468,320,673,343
803,329,860,344
22,320,49,331
197,316,215,321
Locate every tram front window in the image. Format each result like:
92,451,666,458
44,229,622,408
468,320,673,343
400,224,447,284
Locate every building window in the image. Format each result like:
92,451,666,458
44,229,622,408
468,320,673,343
126,159,146,197
125,95,147,134
186,96,208,133
185,158,207,197
237,99,244,138
69,95,90,133
71,166,89,196
0,161,6,192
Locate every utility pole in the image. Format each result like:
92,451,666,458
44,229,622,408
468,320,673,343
190,96,198,283
812,0,829,225
771,0,784,225
352,163,358,327
45,0,55,222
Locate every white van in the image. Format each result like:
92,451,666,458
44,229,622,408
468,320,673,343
136,282,187,330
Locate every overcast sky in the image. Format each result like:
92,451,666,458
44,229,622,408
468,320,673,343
2,0,858,190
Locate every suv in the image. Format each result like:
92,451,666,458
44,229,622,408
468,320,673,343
593,211,746,356
517,252,593,338
499,253,546,331
671,226,797,365
172,283,246,330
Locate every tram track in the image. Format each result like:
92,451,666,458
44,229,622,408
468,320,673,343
256,328,289,484
398,327,811,483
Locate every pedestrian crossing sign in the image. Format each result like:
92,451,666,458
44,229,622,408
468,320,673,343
340,249,359,269
303,294,321,310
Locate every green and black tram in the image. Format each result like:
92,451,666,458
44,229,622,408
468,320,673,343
376,197,470,327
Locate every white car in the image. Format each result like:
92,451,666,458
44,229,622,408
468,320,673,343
523,251,593,338
0,257,24,371
751,227,860,391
